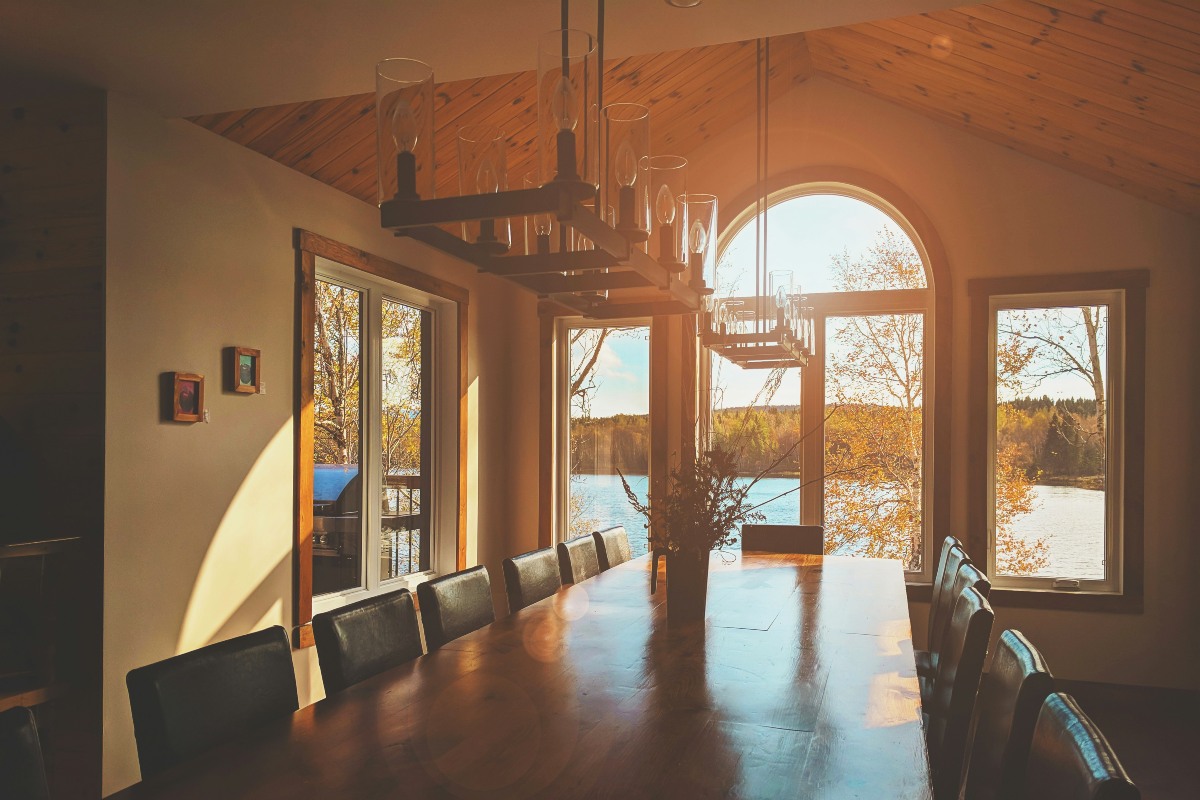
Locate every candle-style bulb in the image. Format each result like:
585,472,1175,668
655,183,676,225
550,75,578,132
615,140,638,188
476,157,499,194
689,219,707,255
391,99,420,153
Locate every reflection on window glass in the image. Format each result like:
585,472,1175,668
824,312,925,571
380,299,430,579
567,327,650,555
710,358,802,536
994,305,1108,579
313,280,364,596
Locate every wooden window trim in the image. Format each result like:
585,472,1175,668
967,270,1147,613
293,229,469,648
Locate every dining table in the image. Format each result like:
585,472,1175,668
109,551,932,799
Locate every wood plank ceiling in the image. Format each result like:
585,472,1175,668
191,0,1200,217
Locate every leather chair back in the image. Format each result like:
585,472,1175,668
312,588,423,694
740,524,824,555
928,536,964,642
926,586,995,800
126,625,299,778
964,629,1055,800
557,535,601,585
1023,693,1140,800
503,547,563,613
929,560,990,672
927,544,970,659
0,706,49,800
416,565,496,650
592,526,633,571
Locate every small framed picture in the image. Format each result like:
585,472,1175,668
232,347,261,394
172,373,204,422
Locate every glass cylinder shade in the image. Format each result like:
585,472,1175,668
602,103,650,241
685,193,717,289
456,125,511,253
537,29,600,191
649,155,687,265
376,59,435,203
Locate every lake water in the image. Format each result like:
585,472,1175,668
572,475,1105,579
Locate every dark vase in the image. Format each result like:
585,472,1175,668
665,550,710,625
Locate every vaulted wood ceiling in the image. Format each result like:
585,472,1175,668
191,0,1199,216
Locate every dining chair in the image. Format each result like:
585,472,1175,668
921,559,990,705
416,565,496,650
740,523,824,555
0,706,49,800
925,585,995,800
592,525,632,571
916,539,968,680
1022,693,1140,800
557,535,601,585
312,588,423,694
126,625,299,778
963,629,1055,800
503,546,563,613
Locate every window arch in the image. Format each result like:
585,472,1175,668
707,173,949,584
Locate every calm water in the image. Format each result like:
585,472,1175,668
572,475,1105,579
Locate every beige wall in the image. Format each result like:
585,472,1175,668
103,92,536,794
685,77,1200,691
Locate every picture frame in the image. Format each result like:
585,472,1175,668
172,373,204,422
231,347,261,394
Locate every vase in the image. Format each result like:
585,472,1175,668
665,550,710,625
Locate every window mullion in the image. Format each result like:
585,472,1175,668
364,287,384,592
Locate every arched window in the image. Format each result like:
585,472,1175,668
709,185,938,578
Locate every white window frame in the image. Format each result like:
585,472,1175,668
554,316,651,545
313,257,459,613
986,289,1125,594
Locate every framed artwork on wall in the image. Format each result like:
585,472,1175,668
172,373,204,422
230,347,261,394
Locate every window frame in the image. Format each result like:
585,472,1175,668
294,230,469,648
968,270,1146,612
708,179,942,584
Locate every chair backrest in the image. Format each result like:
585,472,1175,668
126,625,299,778
926,586,995,800
0,706,49,800
557,535,601,585
964,630,1055,800
503,547,563,613
312,588,423,694
927,542,969,652
592,526,632,571
416,565,496,650
740,524,824,555
931,559,990,667
1023,693,1140,800
928,536,963,637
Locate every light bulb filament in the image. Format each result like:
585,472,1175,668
615,140,638,188
550,75,578,132
655,184,676,225
391,98,419,153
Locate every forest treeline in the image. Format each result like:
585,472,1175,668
571,395,1103,486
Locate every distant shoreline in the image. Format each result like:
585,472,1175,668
575,470,1105,491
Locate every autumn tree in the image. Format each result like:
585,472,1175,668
313,282,361,467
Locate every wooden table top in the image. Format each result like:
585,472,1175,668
110,553,931,799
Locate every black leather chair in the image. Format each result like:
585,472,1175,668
126,625,299,778
0,706,49,800
964,630,1055,800
1023,693,1140,800
925,586,995,800
312,588,423,694
557,535,601,585
592,526,633,571
921,559,991,705
740,523,824,555
503,547,563,613
416,565,496,650
916,538,968,680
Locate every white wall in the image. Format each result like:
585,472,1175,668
103,92,536,794
685,77,1200,691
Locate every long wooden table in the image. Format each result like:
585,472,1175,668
110,553,931,799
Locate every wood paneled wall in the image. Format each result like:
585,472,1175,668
0,84,105,798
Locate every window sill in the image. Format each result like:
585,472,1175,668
986,586,1142,613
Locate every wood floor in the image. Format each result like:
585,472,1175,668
1057,680,1200,800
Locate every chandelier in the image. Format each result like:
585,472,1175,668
375,0,712,320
